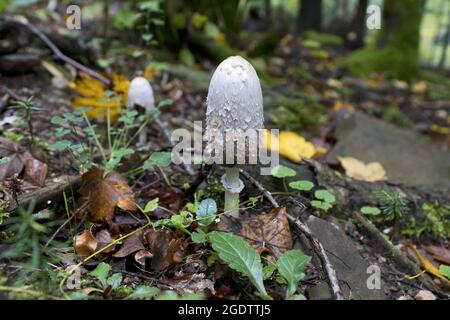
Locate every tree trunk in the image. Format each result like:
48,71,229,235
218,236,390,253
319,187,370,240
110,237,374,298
346,0,368,49
297,0,322,33
438,13,450,69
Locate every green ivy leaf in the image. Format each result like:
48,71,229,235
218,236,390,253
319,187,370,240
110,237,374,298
289,180,314,191
314,189,336,203
126,285,160,300
143,152,172,169
311,200,332,212
89,262,111,287
271,165,296,178
107,273,123,289
143,198,159,213
158,99,173,108
360,206,381,215
48,140,72,151
196,199,217,227
208,231,269,298
191,230,208,244
0,157,11,165
439,265,450,280
277,250,311,298
263,263,277,280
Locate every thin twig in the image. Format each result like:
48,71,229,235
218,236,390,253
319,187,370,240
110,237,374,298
241,169,344,300
4,17,110,85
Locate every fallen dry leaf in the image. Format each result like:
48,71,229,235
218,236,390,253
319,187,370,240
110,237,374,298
160,273,215,296
415,290,436,300
74,229,98,256
113,232,145,258
134,249,153,266
78,167,135,222
424,245,450,265
411,80,427,94
95,229,115,253
0,138,48,186
145,229,185,271
217,206,293,259
70,73,130,122
405,243,450,285
338,156,387,182
263,130,317,163
22,158,47,187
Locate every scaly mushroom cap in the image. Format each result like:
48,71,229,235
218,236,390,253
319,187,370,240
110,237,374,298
127,77,155,109
204,56,264,165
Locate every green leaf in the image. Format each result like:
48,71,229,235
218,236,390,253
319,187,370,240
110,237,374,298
311,200,332,212
288,294,307,300
196,199,217,227
48,140,72,151
51,115,66,125
191,231,208,244
170,211,193,229
107,273,123,289
179,48,195,66
157,99,173,108
439,265,450,280
271,165,296,178
314,189,336,203
277,250,311,298
289,180,314,191
360,206,381,215
143,152,172,169
208,231,269,298
0,157,11,165
263,263,277,280
143,198,159,213
126,285,160,300
89,262,111,287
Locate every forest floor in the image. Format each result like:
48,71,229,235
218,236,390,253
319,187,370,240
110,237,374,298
0,15,450,300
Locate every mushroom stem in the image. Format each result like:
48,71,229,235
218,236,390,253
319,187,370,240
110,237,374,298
223,166,241,217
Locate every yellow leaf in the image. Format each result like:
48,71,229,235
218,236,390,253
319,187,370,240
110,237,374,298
263,130,317,163
411,80,427,94
405,243,450,284
338,156,387,182
70,73,130,122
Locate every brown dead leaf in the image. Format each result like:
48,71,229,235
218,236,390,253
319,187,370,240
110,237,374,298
160,273,215,296
22,158,47,187
113,232,145,258
78,167,135,222
217,206,293,259
95,229,115,253
405,243,450,285
424,245,450,265
0,137,47,185
145,229,185,270
338,156,387,182
134,249,153,266
74,229,98,256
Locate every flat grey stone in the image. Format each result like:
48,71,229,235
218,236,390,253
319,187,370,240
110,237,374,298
307,215,386,300
326,112,450,190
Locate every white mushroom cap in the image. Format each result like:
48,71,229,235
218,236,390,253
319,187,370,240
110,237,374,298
127,77,155,109
205,56,264,165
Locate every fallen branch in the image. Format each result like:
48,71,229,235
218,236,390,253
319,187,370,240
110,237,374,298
9,175,82,214
241,169,344,300
4,17,110,85
352,210,444,296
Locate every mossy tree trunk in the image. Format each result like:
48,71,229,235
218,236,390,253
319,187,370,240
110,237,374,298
345,0,425,81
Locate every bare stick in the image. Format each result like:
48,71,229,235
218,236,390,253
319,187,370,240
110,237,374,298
241,168,344,300
4,17,110,85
